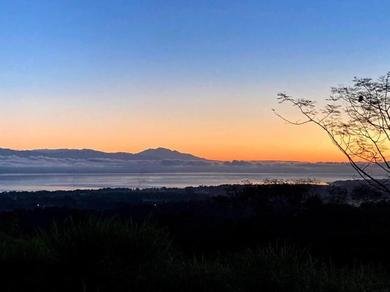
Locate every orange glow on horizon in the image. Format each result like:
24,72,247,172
0,96,350,163
1,141,348,163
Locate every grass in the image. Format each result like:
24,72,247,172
0,216,387,291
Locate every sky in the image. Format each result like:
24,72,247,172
1,0,390,162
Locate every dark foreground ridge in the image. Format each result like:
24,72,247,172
0,183,390,291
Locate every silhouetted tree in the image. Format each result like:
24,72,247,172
275,72,390,193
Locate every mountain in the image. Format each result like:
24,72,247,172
135,147,203,161
0,146,359,176
0,147,205,161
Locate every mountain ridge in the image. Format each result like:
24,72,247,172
0,147,360,176
0,147,205,161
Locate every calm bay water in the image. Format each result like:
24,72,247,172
0,172,358,192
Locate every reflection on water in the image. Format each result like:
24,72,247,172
0,172,357,192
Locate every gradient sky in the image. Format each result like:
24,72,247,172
1,0,390,161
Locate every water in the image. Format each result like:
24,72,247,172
0,172,358,192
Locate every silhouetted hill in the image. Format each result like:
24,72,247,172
135,147,203,161
0,147,205,161
0,147,363,176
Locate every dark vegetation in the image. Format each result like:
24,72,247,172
1,184,390,291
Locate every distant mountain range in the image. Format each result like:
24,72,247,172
0,147,205,161
0,147,359,176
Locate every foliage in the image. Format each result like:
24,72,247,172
0,216,386,291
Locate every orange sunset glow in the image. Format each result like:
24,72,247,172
0,109,345,162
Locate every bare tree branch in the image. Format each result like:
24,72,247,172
275,72,390,194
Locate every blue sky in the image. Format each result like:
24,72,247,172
1,0,390,160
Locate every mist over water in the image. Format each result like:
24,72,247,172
0,172,358,192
